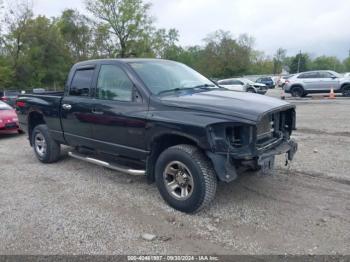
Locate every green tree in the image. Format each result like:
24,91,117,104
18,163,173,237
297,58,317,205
1,1,33,86
289,53,310,73
344,56,350,72
57,9,94,62
20,16,71,89
85,0,154,57
273,48,286,74
249,51,273,75
311,56,343,72
152,28,179,58
196,30,254,78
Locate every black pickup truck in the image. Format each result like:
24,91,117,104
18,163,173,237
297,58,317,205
16,59,298,213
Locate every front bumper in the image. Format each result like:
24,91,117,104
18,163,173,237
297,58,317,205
207,139,298,182
0,121,19,130
257,89,267,95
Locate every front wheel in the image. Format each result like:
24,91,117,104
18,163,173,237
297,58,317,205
247,88,256,93
291,86,304,97
342,84,350,97
32,124,61,163
155,145,217,213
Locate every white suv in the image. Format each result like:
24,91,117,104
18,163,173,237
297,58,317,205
284,70,350,97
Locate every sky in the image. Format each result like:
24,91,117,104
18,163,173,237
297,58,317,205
31,0,350,59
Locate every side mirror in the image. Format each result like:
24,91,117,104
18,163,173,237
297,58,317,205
331,76,337,79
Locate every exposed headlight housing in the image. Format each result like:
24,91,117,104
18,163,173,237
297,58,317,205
226,125,253,148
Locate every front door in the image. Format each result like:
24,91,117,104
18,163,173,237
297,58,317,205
91,64,148,160
318,71,340,91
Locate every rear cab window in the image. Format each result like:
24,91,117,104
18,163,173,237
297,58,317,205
69,68,95,97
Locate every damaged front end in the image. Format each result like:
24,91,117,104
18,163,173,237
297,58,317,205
206,107,298,182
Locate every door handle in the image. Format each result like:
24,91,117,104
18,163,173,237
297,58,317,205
92,109,104,115
62,104,72,110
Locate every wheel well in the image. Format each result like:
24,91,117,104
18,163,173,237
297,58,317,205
290,84,304,90
146,134,198,183
341,83,350,90
28,112,45,145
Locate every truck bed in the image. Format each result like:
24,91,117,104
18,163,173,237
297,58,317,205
16,92,64,142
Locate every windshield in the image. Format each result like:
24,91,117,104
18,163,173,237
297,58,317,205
0,101,13,110
5,91,19,96
329,71,341,78
239,78,254,85
129,60,218,95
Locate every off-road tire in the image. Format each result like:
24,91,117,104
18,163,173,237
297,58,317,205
291,86,304,97
342,84,350,97
155,144,217,213
32,124,61,163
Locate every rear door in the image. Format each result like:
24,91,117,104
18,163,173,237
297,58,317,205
61,66,96,146
90,63,148,159
298,72,320,91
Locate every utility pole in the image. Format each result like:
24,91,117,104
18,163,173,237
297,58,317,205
297,50,302,73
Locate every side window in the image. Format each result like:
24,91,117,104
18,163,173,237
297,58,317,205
69,69,94,97
318,72,333,78
298,73,317,79
231,80,242,85
97,65,134,102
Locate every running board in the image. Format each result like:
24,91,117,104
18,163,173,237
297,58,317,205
68,151,146,176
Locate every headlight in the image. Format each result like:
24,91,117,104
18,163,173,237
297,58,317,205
13,118,18,122
0,119,3,123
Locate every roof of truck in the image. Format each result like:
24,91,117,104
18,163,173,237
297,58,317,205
74,58,171,67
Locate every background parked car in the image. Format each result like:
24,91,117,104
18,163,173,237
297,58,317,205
218,78,268,94
278,75,294,88
284,70,350,97
0,101,20,134
0,90,20,106
255,77,275,89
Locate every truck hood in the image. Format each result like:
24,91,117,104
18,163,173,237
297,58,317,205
160,89,294,122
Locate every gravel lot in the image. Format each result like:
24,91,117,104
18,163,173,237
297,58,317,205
0,89,349,255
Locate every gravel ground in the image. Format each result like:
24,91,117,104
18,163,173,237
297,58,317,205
0,91,349,255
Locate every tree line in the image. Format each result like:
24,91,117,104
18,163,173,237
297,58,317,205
0,0,349,91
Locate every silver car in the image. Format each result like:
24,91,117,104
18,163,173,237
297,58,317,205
218,78,268,95
284,70,350,97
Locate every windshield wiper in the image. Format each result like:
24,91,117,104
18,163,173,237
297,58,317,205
158,87,196,95
157,84,217,95
190,84,216,89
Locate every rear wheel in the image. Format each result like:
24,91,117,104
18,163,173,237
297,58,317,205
155,144,217,213
342,84,350,97
32,124,61,163
291,86,304,97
